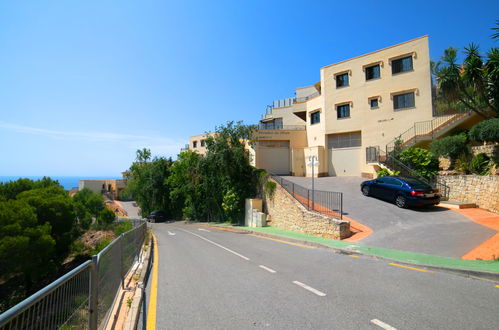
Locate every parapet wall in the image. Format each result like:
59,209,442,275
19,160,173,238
263,179,350,239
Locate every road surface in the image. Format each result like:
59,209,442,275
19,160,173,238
144,222,498,329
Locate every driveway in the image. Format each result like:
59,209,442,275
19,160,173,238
281,176,496,258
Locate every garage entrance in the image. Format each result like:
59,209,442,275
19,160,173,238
328,131,361,176
257,140,290,175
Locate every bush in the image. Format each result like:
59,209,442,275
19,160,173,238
469,119,499,143
429,133,468,160
112,221,133,236
97,208,116,226
454,153,470,174
470,153,490,175
397,147,439,179
376,168,400,177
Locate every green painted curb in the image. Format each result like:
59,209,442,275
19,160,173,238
213,224,499,277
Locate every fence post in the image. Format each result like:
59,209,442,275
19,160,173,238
307,190,310,209
119,235,124,290
292,183,295,196
89,256,98,330
340,193,343,219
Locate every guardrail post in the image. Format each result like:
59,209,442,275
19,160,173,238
292,183,295,196
89,256,98,330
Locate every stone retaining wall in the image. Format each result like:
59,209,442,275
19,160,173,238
263,179,350,239
437,175,499,214
470,144,499,161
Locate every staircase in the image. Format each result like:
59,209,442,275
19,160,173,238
365,112,477,199
385,112,474,155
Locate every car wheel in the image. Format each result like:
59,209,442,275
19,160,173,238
361,185,370,196
395,195,407,208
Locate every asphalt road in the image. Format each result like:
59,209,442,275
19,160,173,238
146,222,498,330
281,176,495,258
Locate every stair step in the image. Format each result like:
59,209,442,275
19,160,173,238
439,201,477,209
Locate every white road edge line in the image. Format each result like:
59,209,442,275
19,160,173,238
167,231,176,236
259,265,277,273
179,228,250,261
371,319,397,330
198,228,210,232
292,281,326,296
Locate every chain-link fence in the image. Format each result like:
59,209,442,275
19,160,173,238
0,220,147,330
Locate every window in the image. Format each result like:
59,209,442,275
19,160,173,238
393,92,415,110
310,111,320,125
370,98,379,109
365,64,380,80
328,131,361,148
193,141,197,148
384,178,402,186
337,103,350,119
201,140,205,147
336,73,349,88
392,56,413,74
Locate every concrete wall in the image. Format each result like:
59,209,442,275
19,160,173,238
437,175,499,214
263,179,350,239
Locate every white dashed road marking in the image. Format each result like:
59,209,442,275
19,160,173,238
167,231,176,236
179,228,250,261
371,319,397,330
198,228,210,232
259,265,277,273
292,281,326,296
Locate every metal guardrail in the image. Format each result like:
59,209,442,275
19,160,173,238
270,175,343,219
0,219,147,330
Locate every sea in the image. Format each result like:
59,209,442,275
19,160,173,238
0,176,123,190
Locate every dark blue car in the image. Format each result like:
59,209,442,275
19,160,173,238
361,176,440,208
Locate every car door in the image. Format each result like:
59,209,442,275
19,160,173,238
383,177,403,201
369,177,385,197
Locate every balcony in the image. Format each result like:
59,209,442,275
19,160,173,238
258,123,306,130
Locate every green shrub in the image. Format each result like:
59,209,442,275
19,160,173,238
469,119,499,143
263,181,276,199
397,147,439,179
454,153,470,174
376,168,400,177
97,208,116,226
113,221,132,236
470,153,490,175
429,133,468,160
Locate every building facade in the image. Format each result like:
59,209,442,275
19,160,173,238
183,36,478,178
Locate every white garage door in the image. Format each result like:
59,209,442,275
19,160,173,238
258,141,290,175
328,132,361,177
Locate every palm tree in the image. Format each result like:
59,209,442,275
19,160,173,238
435,45,499,119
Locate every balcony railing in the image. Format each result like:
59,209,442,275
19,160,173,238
258,124,306,130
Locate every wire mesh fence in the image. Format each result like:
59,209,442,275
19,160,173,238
0,220,147,330
271,175,343,219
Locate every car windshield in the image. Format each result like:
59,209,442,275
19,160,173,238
401,178,431,189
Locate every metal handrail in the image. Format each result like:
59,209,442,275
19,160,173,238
270,174,343,219
365,146,449,199
385,112,472,154
258,124,306,130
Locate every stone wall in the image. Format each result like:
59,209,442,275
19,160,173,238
437,175,499,214
470,145,499,162
263,179,350,239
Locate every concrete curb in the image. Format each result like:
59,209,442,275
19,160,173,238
123,231,152,330
206,224,499,283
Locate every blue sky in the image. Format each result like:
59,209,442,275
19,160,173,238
0,0,498,176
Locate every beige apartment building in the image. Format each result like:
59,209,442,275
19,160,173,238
184,36,479,177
